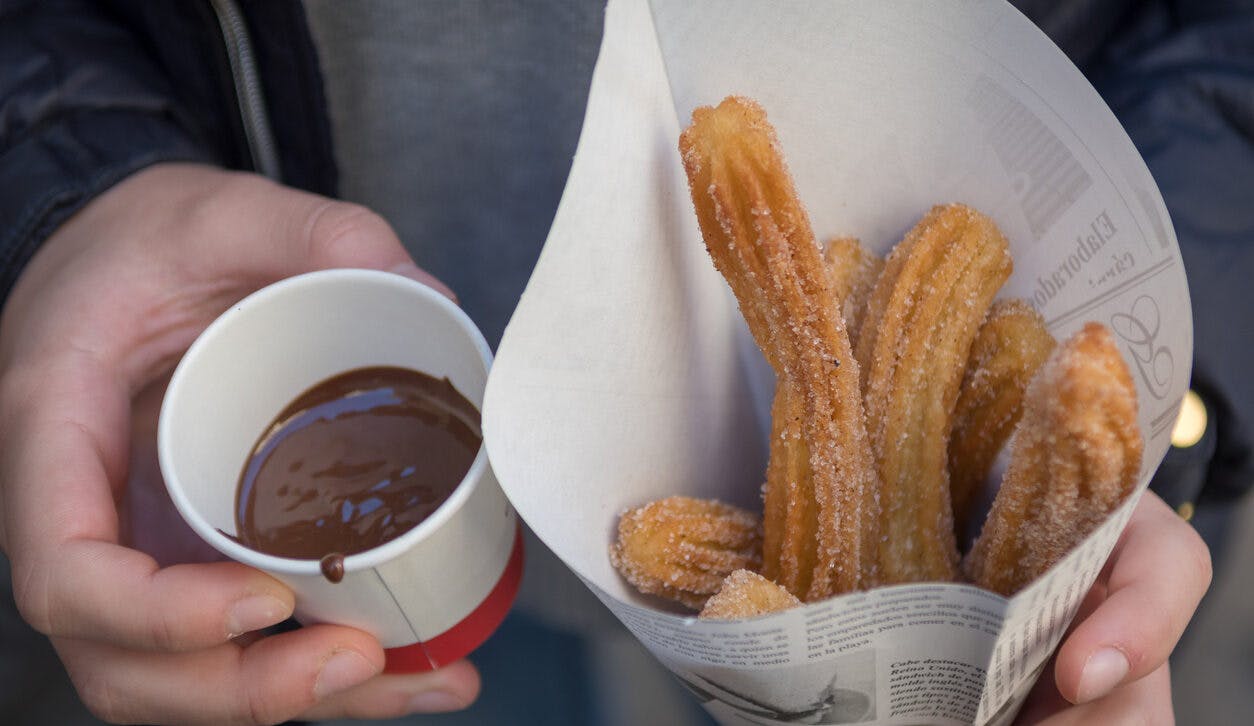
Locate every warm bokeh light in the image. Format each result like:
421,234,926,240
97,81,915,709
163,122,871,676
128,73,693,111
1171,389,1207,449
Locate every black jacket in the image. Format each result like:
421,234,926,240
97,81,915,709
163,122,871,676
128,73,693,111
1,0,1251,515
0,0,335,300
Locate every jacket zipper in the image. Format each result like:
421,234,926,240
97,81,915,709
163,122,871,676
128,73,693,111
207,0,281,179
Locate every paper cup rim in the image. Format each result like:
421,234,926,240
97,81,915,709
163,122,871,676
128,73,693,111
158,268,494,576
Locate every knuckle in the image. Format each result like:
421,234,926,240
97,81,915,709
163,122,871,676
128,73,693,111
238,677,310,726
238,698,295,725
146,608,182,652
180,169,260,235
11,562,54,635
73,670,126,723
1186,528,1214,593
1140,606,1175,658
1164,515,1213,597
305,201,396,264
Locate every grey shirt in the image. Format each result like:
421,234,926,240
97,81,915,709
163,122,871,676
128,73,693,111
304,0,604,349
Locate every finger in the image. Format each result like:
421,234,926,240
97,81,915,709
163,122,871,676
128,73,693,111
1015,656,1070,725
388,261,458,303
166,166,454,299
24,544,293,650
300,659,481,720
1054,492,1210,704
1015,585,1108,724
122,371,227,566
3,362,291,651
1026,663,1173,726
55,624,383,726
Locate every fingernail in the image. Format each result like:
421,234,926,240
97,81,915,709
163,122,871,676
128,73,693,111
407,690,465,713
1077,647,1129,703
388,262,458,303
315,650,378,699
226,595,289,637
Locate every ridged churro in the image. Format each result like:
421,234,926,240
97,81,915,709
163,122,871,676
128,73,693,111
611,95,1147,617
822,237,883,344
679,96,878,600
762,385,820,596
964,323,1142,596
855,204,1013,584
610,496,762,609
699,569,802,620
948,299,1055,539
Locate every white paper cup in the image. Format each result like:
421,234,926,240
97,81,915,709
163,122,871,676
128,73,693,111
159,269,521,673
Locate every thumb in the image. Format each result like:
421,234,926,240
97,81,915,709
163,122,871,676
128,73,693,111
296,202,456,302
1053,493,1210,704
386,262,458,304
179,166,455,301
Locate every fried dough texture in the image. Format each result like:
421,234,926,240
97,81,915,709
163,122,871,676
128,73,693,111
679,97,878,599
964,323,1142,596
949,299,1056,538
611,496,762,609
855,203,1013,584
699,569,802,620
822,236,883,344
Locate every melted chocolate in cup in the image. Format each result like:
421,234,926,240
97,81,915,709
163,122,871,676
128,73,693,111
235,366,481,582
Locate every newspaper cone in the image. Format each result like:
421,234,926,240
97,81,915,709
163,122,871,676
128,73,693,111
484,1,1191,723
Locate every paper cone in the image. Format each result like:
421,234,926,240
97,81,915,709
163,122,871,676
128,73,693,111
484,1,1191,723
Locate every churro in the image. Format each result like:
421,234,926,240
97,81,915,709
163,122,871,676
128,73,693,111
679,96,878,599
611,95,1147,616
822,237,883,344
610,496,762,609
699,569,802,620
762,384,820,597
855,204,1013,584
948,299,1056,538
964,323,1142,596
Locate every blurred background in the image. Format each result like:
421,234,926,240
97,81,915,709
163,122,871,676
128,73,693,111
1172,496,1254,722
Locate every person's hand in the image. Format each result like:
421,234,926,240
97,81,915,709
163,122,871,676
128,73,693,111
1014,491,1211,724
0,163,477,724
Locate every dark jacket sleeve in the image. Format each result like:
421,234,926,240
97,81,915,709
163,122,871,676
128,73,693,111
0,0,216,303
1094,5,1254,509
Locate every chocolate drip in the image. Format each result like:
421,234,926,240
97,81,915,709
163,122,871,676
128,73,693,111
319,553,345,584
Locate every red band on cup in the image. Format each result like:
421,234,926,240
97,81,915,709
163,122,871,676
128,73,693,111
383,523,524,673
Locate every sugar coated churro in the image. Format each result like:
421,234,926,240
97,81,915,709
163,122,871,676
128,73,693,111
611,94,1147,617
855,204,1013,584
964,323,1143,596
822,236,883,344
699,569,802,620
610,496,762,609
679,96,878,600
949,299,1056,538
